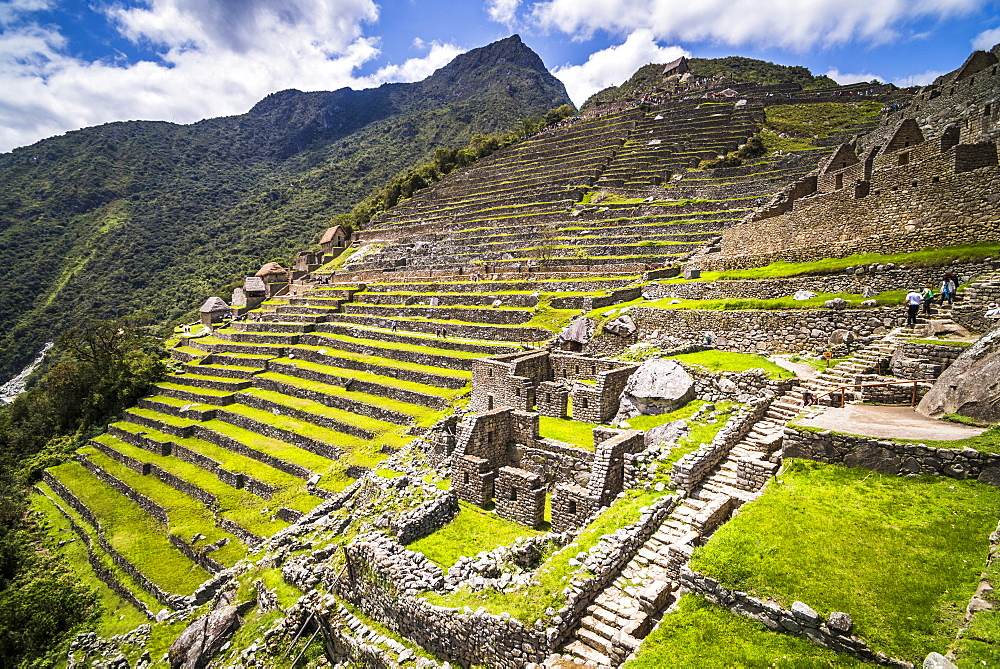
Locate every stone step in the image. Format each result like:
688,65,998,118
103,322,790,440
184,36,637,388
562,640,611,667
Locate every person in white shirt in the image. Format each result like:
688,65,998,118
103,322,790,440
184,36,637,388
904,289,922,326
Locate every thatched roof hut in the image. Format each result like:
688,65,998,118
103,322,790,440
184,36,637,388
200,296,230,313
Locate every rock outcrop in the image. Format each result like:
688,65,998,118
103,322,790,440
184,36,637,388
616,358,695,420
917,322,1000,422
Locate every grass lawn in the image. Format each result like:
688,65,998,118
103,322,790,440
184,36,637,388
422,486,669,624
538,416,601,450
689,459,1000,663
669,351,795,379
47,462,213,596
626,594,866,668
31,486,154,636
408,500,541,570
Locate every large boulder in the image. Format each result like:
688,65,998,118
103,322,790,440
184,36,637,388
169,605,242,669
917,322,1000,422
604,314,636,337
560,318,595,345
616,358,695,420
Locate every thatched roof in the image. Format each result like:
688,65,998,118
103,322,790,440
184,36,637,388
255,262,287,277
320,225,346,245
200,296,230,313
244,276,266,293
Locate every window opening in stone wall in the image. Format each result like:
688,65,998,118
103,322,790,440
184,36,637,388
545,393,551,402
898,152,909,166
487,368,493,377
579,398,589,409
487,431,494,445
510,487,518,501
568,500,577,514
985,104,992,118
514,387,521,396
575,364,580,374
835,173,843,190
912,181,918,188
487,395,494,410
463,472,470,485
932,176,940,183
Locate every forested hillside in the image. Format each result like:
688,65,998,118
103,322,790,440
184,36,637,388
0,35,570,382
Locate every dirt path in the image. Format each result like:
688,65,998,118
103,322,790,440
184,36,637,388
796,404,986,441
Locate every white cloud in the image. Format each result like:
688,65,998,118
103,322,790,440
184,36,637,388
825,68,884,84
486,0,521,24
551,30,687,106
0,0,468,153
894,69,947,87
972,26,1000,51
356,40,466,87
528,0,982,51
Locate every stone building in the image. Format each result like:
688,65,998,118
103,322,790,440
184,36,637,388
662,56,690,80
319,225,351,257
449,407,644,531
469,349,639,422
198,296,230,330
254,262,289,298
710,118,1000,269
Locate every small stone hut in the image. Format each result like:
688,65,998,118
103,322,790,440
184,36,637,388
199,296,230,329
319,225,350,256
662,56,690,80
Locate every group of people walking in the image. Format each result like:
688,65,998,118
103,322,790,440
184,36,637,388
905,271,958,326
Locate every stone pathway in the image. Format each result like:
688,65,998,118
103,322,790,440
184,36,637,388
546,387,802,667
796,404,986,441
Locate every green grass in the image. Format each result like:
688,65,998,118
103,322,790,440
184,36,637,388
590,290,906,319
677,243,1000,283
538,416,601,450
266,357,467,401
47,461,212,595
31,486,154,636
907,339,973,347
626,594,866,668
669,351,795,379
689,459,1000,663
290,346,472,381
764,101,883,139
953,556,1000,665
422,486,669,624
79,446,248,565
408,500,541,571
622,400,707,431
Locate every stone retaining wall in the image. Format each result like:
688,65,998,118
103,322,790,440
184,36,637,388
782,426,1000,484
91,439,219,508
393,490,459,545
267,360,447,409
234,392,373,440
632,307,906,353
77,454,169,525
33,487,155,619
679,566,909,667
671,396,774,490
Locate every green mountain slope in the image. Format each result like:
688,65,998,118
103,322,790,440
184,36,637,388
0,35,571,381
582,56,839,108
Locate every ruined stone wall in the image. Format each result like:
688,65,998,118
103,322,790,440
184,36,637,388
632,307,905,354
890,342,964,379
586,430,644,506
782,426,1000,485
710,152,1000,270
495,467,545,527
571,365,639,423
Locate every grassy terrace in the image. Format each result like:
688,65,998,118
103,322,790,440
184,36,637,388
670,242,1000,282
47,461,212,595
91,433,303,537
287,347,472,382
689,460,1000,663
113,414,346,498
667,351,795,379
79,445,248,565
627,594,864,668
219,402,394,468
538,416,601,450
304,330,484,360
266,357,468,401
590,290,906,317
31,485,156,635
422,486,670,624
243,386,400,435
409,501,542,571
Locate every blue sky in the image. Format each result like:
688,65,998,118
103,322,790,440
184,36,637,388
0,0,998,153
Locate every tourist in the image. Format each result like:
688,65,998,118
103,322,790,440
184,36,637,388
802,390,815,407
920,284,934,315
904,289,922,326
940,271,958,306
442,328,448,338
434,327,441,337
703,331,713,346
391,322,397,332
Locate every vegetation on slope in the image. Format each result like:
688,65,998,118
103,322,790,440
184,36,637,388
0,35,572,382
582,56,839,108
690,460,1000,663
0,315,166,666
